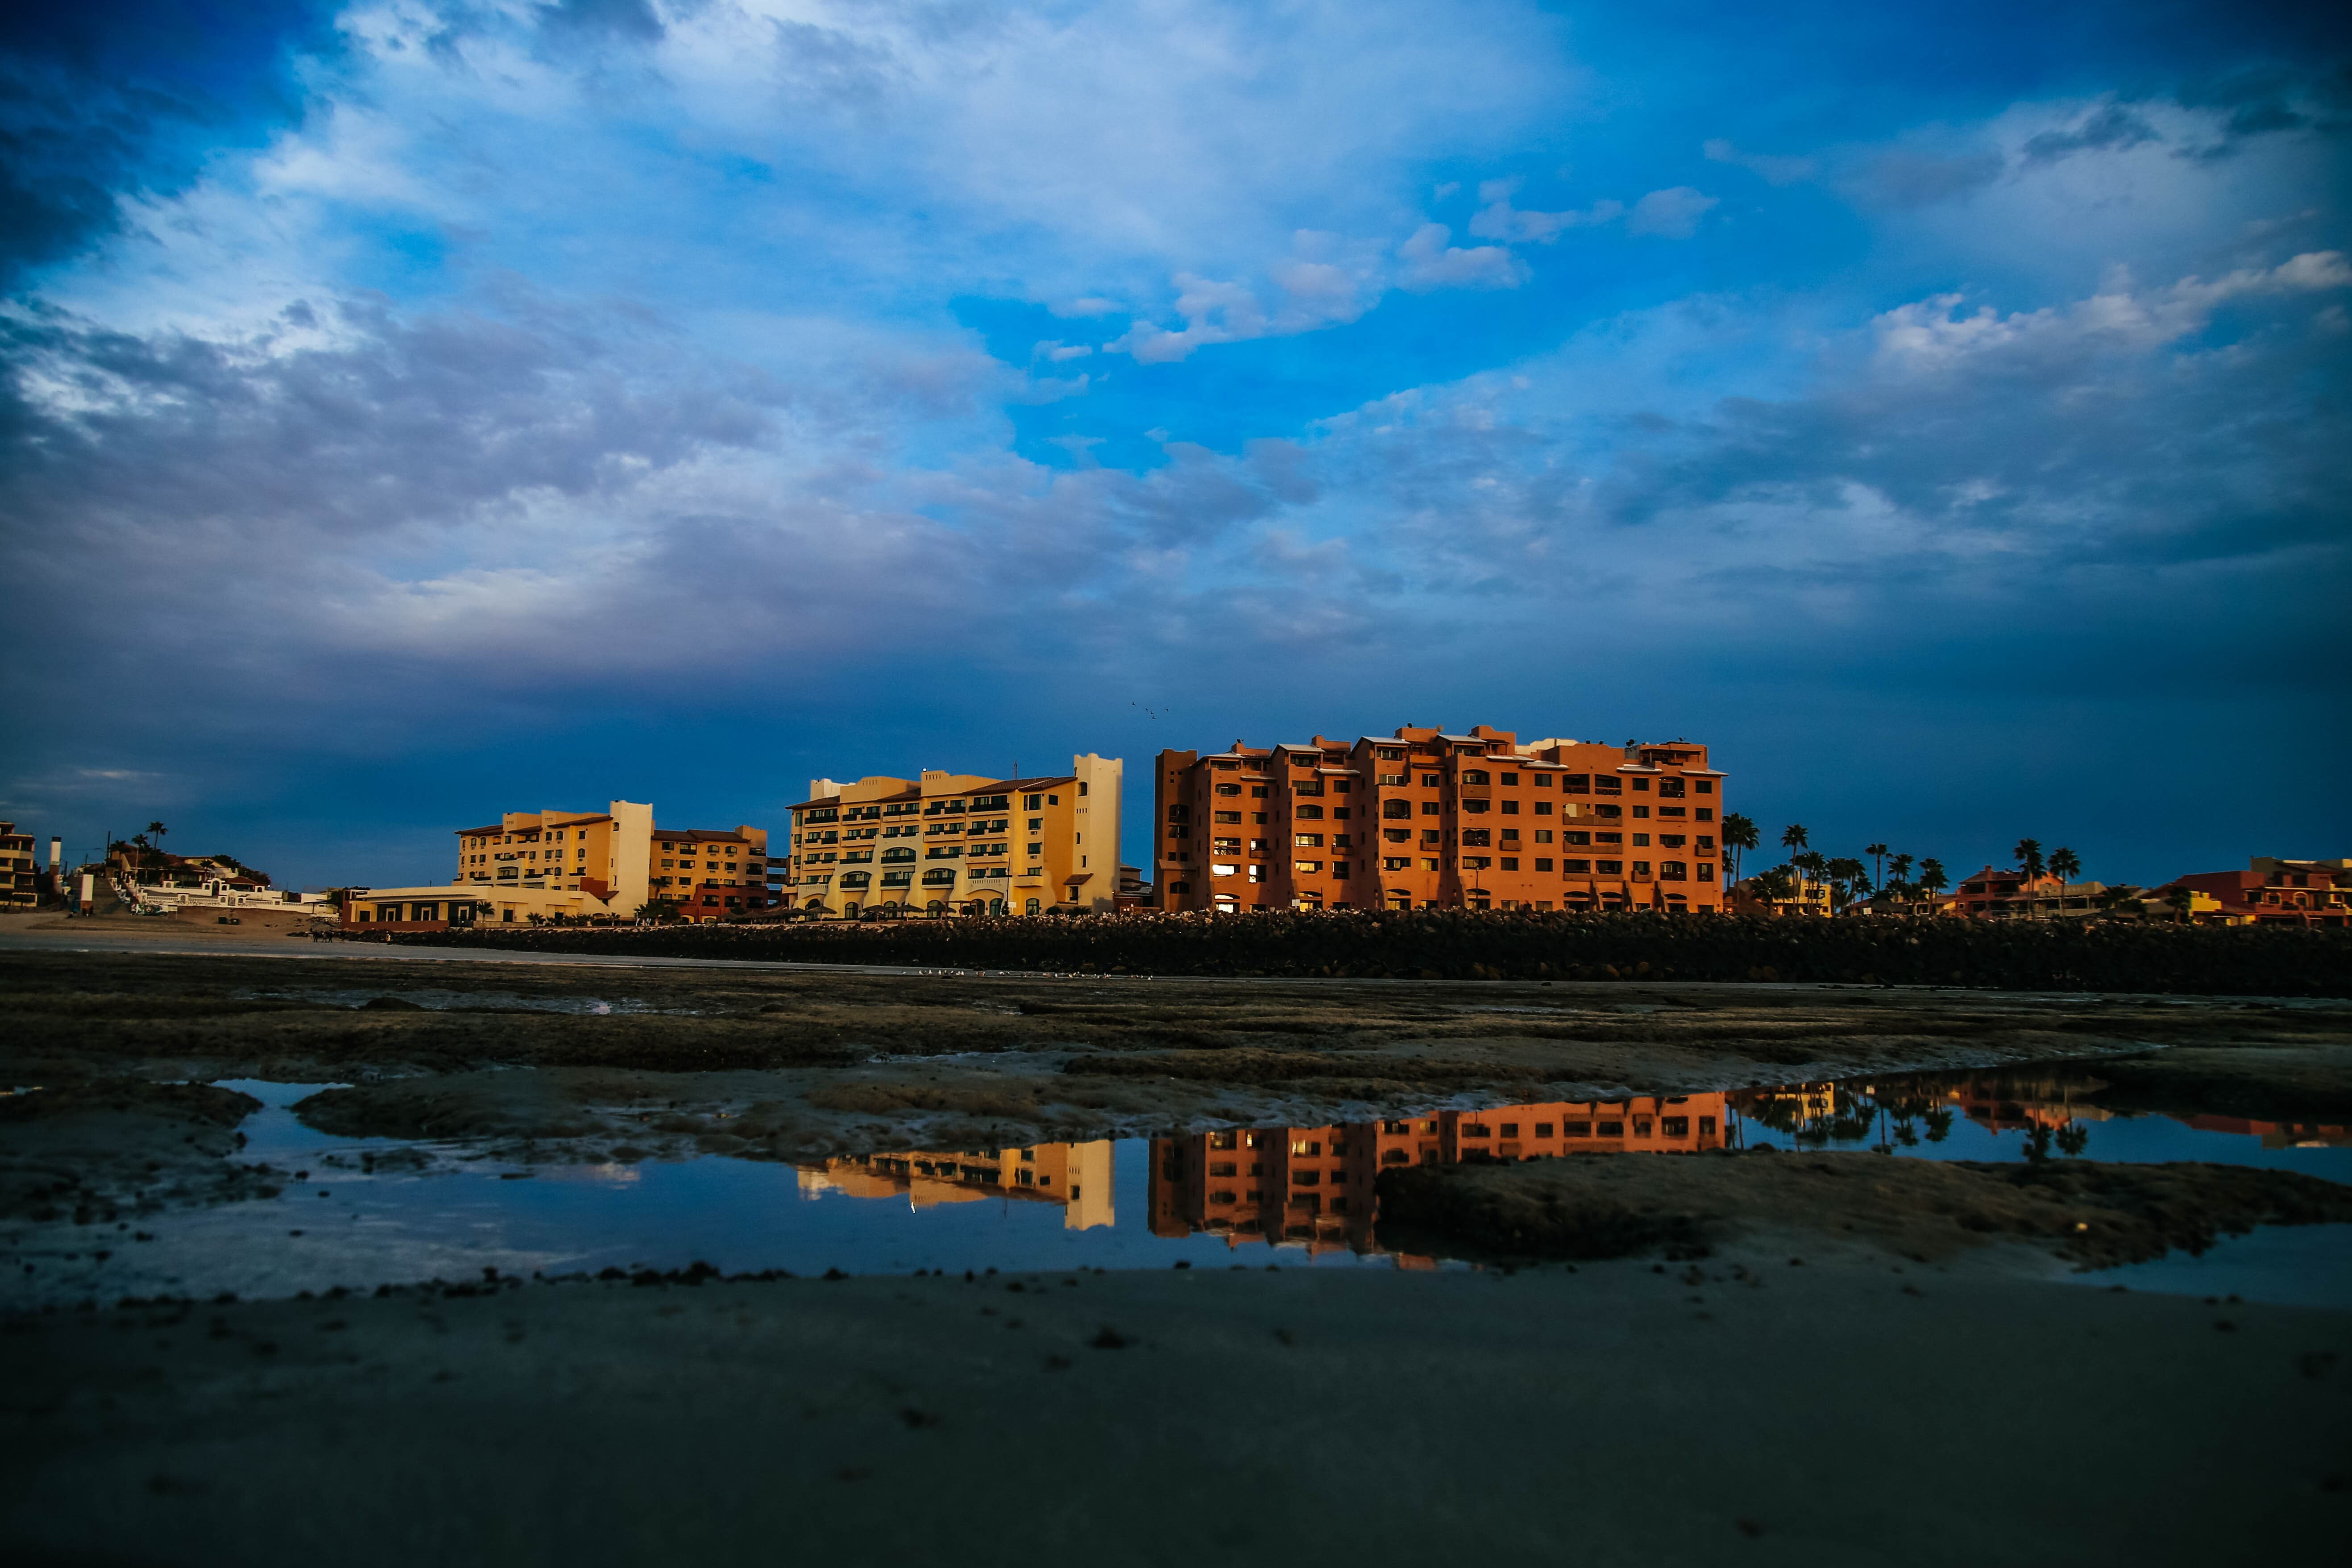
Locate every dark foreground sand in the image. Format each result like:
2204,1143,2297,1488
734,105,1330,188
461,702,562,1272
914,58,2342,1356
4,944,2350,1561
4,1253,2347,1565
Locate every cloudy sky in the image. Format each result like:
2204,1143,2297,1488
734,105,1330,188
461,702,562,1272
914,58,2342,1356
2,0,2346,891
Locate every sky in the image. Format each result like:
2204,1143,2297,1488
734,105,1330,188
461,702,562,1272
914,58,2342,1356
1,0,2347,892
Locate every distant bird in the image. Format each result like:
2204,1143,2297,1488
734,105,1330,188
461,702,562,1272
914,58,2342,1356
1131,701,1162,720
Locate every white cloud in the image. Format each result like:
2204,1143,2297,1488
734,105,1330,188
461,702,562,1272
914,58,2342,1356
1702,138,1817,185
1468,190,1624,242
1396,223,1525,292
1873,251,2352,368
1626,187,1720,238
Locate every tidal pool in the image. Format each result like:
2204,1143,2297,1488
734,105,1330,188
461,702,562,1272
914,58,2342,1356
5,1067,2346,1310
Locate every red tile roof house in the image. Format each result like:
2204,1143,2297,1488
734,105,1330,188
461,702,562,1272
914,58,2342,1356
2146,858,2351,928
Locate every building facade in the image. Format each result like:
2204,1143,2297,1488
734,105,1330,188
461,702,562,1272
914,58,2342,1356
2147,857,2351,927
0,822,37,908
1153,725,1725,913
1948,868,2114,919
783,754,1122,917
451,801,772,922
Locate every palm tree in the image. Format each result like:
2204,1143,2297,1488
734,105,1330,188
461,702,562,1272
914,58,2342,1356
1721,813,1759,885
1825,855,1869,913
2048,846,2081,912
2012,838,2044,917
1781,823,1809,857
1864,842,1888,896
1918,859,1948,898
1791,850,1828,912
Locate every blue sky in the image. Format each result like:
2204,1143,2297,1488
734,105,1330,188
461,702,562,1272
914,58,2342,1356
2,0,2346,891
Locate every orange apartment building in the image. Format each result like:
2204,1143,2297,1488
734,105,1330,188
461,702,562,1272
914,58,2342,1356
1150,1094,1732,1255
783,754,1122,917
1153,725,1725,913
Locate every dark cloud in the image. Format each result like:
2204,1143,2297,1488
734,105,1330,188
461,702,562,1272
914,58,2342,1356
0,2,331,291
2020,102,2159,164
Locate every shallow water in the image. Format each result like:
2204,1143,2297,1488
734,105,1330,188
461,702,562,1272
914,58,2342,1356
5,1068,2347,1310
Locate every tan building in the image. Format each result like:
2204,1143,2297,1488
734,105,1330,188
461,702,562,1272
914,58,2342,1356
1155,726,1726,914
344,880,613,931
784,754,1122,917
348,799,772,931
451,801,772,923
0,822,37,908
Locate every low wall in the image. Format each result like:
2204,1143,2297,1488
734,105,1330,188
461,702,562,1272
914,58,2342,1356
364,909,2352,998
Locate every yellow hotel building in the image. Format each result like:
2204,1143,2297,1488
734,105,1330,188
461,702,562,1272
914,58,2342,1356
784,753,1121,917
345,799,772,930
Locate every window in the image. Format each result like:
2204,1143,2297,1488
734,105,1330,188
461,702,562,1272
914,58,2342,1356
1383,857,1411,871
1633,834,1650,847
1634,805,1650,819
1661,1117,1690,1137
1462,829,1491,847
1500,800,1519,815
1632,861,1651,876
1214,783,1240,797
1382,800,1411,819
1660,834,1686,848
1695,780,1713,794
1501,858,1519,871
1696,808,1714,822
1293,860,1322,873
1535,858,1554,871
1565,1120,1591,1137
1596,859,1623,874
1419,773,1439,787
1462,799,1489,814
1294,834,1323,847
1564,831,1590,846
1463,769,1489,785
1597,1120,1625,1137
1296,805,1323,820
1661,861,1688,880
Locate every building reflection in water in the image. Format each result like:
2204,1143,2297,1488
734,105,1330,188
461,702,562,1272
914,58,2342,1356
1150,1094,1734,1259
801,1141,1116,1229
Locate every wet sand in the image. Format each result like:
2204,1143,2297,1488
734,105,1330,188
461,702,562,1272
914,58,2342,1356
3,944,2349,1560
4,1256,2346,1564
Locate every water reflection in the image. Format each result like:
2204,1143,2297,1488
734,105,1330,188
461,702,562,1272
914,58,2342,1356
8,1069,2346,1310
1147,1094,1734,1258
1730,1071,2351,1163
804,1142,1115,1229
